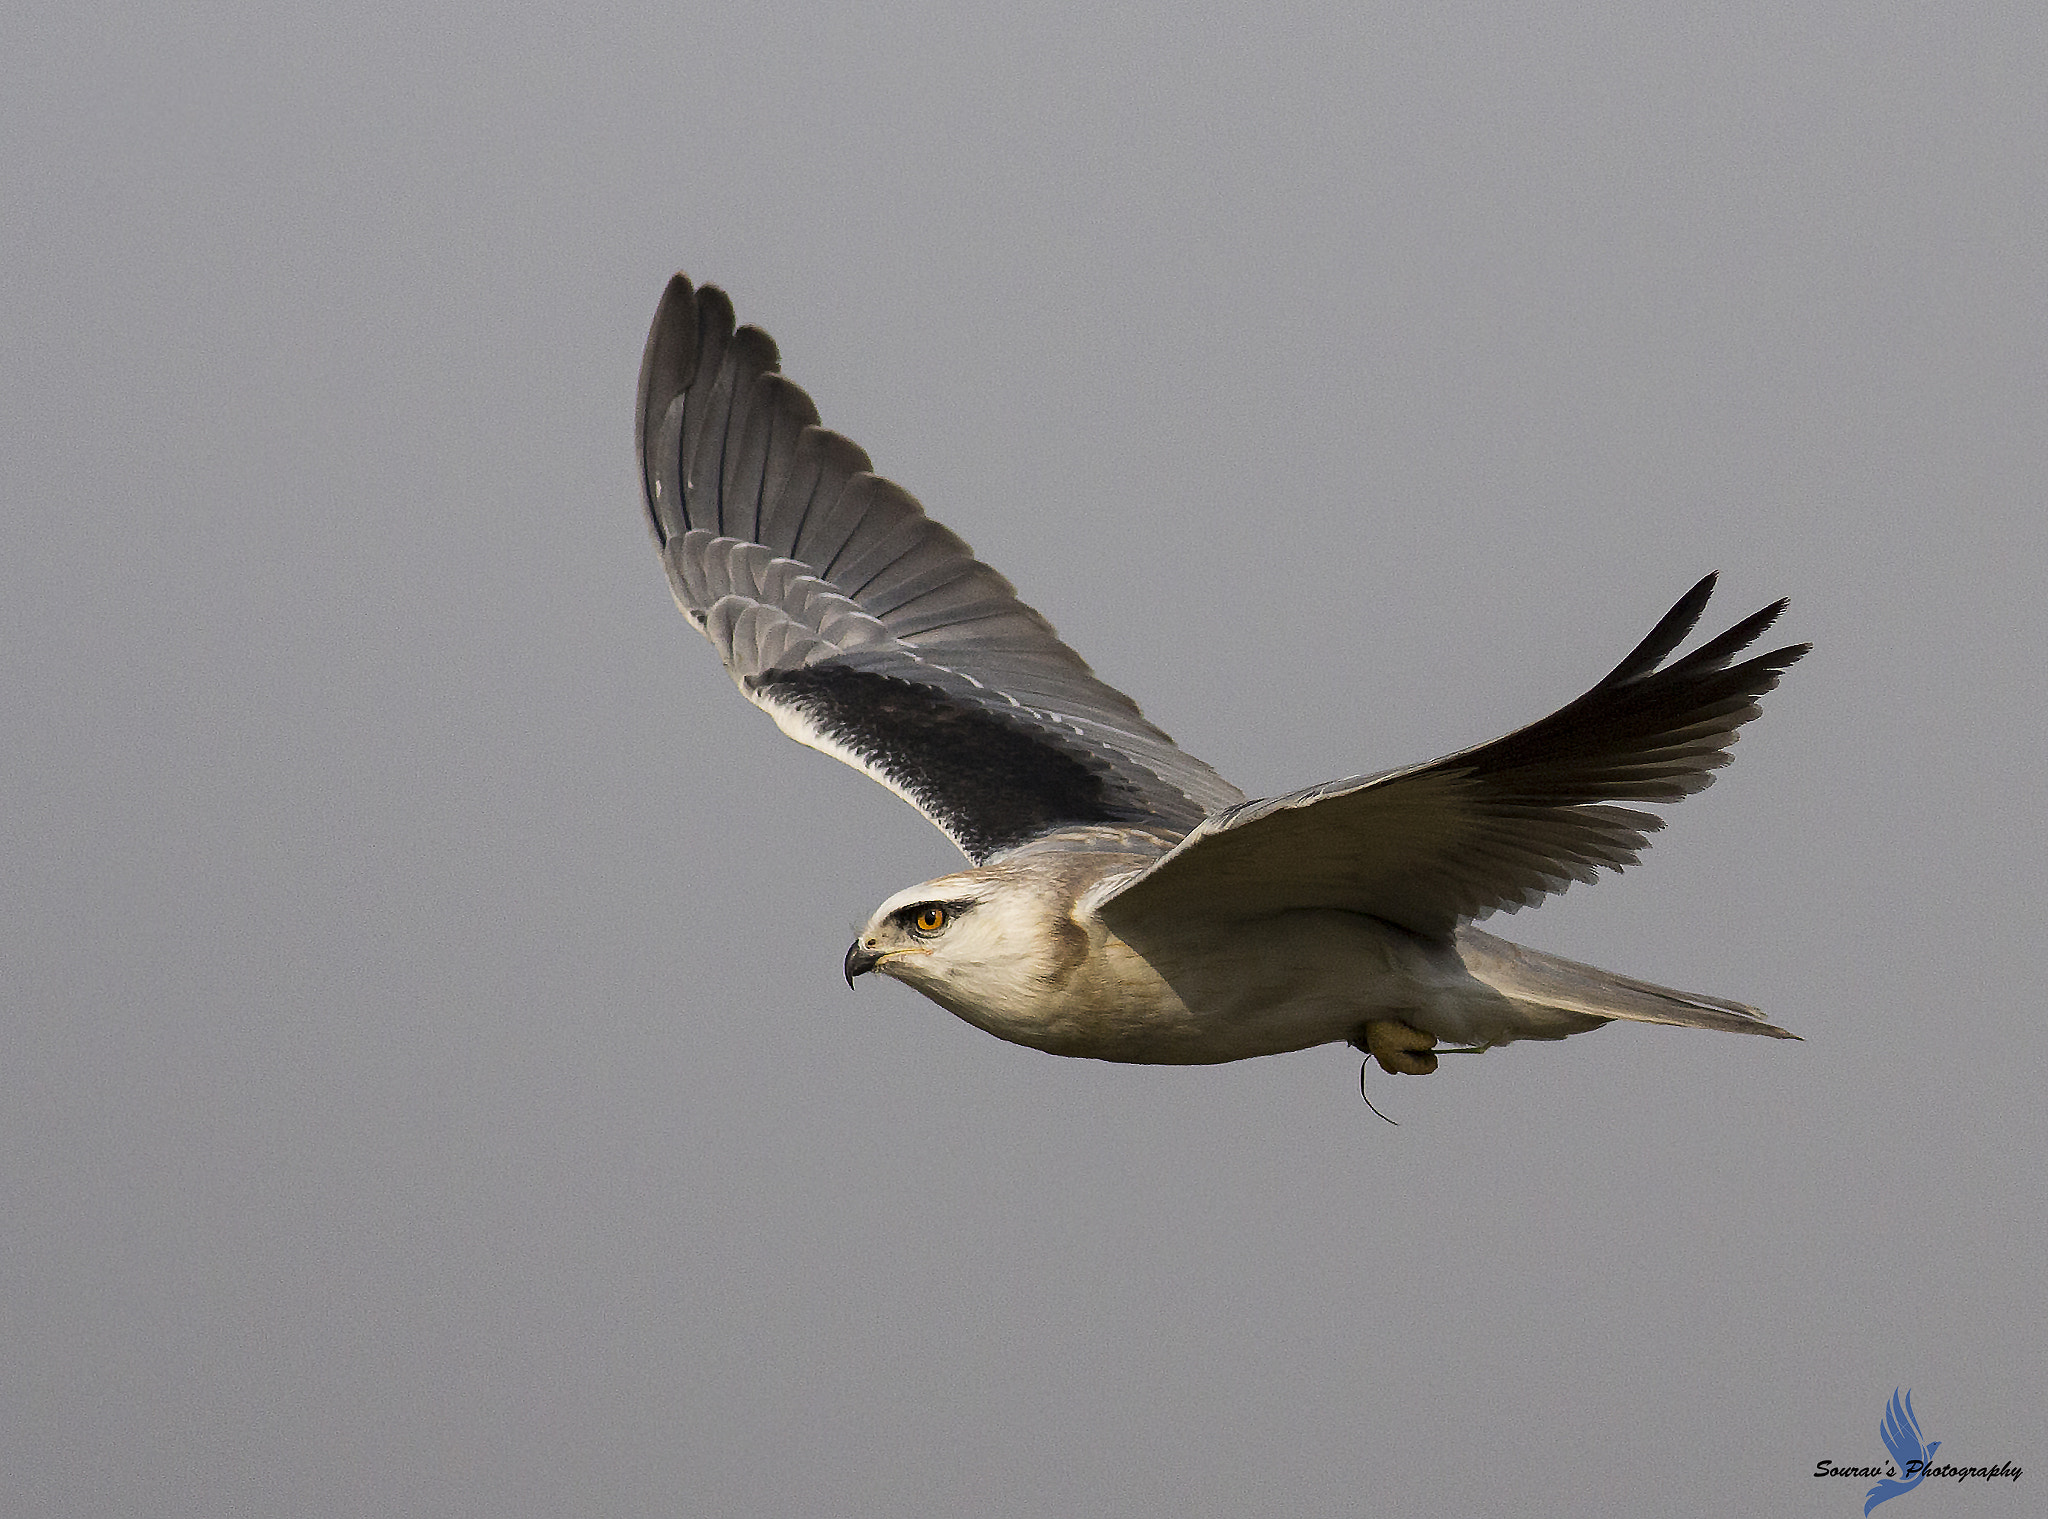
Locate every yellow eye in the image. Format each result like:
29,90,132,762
913,905,948,935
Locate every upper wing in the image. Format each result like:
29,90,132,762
1877,1390,1927,1469
637,274,1243,863
1100,575,1808,937
1865,1391,1930,1513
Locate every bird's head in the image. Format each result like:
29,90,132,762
844,865,1088,1022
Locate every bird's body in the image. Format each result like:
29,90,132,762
854,847,1486,1064
848,843,1758,1066
638,273,1808,1080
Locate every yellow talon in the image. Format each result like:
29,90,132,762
1362,1019,1440,1076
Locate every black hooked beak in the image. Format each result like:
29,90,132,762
844,940,881,987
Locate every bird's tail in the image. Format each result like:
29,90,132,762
1455,926,1798,1040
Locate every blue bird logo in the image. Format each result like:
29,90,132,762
1865,1389,1939,1514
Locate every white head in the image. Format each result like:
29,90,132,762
842,864,1090,1030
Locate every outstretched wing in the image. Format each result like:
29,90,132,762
1877,1390,1928,1470
638,274,1243,863
1867,1389,1935,1510
1101,575,1807,937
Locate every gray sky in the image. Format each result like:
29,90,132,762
5,2,2043,1515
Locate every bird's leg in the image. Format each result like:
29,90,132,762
1355,1019,1440,1076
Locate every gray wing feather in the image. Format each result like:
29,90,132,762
1102,575,1808,936
639,274,1243,862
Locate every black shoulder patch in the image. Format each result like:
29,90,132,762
749,664,1168,861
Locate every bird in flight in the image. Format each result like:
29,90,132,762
637,273,1808,1079
1865,1390,1939,1514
